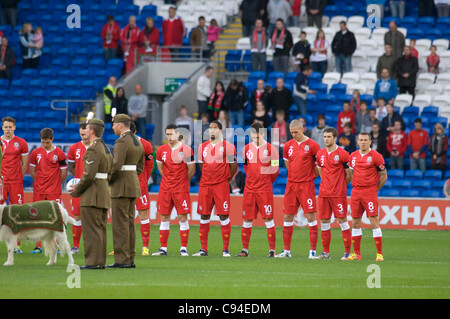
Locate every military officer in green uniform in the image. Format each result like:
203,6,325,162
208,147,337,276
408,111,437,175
107,114,145,268
70,118,113,270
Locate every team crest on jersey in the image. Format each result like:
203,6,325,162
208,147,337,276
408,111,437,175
334,155,340,163
263,149,268,156
367,156,372,163
219,146,224,153
52,155,58,163
304,145,310,152
178,151,183,157
14,142,19,149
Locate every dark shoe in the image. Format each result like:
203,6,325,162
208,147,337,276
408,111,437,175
80,264,105,270
106,263,132,268
130,262,136,268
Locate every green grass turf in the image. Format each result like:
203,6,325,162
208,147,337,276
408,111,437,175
0,224,449,299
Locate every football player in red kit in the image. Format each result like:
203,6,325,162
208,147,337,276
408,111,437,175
193,120,237,257
29,128,68,253
316,127,352,260
276,119,320,259
67,123,89,254
130,121,154,256
237,122,279,257
153,124,195,256
346,131,387,261
1,117,29,253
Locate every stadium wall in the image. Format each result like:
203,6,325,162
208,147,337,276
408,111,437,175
22,193,450,231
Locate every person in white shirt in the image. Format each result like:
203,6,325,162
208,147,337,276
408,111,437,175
197,66,214,116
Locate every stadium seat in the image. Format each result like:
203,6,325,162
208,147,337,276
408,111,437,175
430,116,448,128
394,94,413,109
404,169,424,181
308,72,322,86
340,72,359,86
387,169,404,180
407,28,424,39
379,189,400,197
421,106,439,119
418,16,435,29
432,95,450,110
424,170,443,181
400,190,420,197
436,17,450,33
393,180,411,190
425,28,442,41
422,190,444,198
424,83,443,96
400,16,417,30
402,106,420,118
412,94,432,111
412,180,432,192
430,180,446,192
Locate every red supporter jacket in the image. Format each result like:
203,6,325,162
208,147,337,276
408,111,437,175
162,16,185,46
101,21,121,49
387,131,408,157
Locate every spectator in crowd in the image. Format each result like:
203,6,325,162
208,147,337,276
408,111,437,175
270,109,292,150
162,6,185,58
426,45,440,74
384,21,405,59
271,19,293,74
337,102,355,136
138,17,160,62
112,87,128,116
298,116,312,137
196,65,214,116
337,122,357,154
355,101,372,134
390,0,406,20
368,107,380,130
101,14,121,63
250,18,268,73
294,65,315,116
409,39,419,58
376,44,396,80
386,120,408,169
380,103,405,134
222,79,249,128
120,15,140,73
0,0,20,27
269,77,294,121
190,16,210,61
371,122,388,158
435,0,449,17
350,89,361,113
250,100,271,128
103,76,117,123
175,105,194,146
430,122,448,171
251,79,270,114
292,31,311,71
311,114,329,149
207,81,225,121
19,23,39,69
217,109,231,132
128,84,148,139
310,29,329,77
408,118,428,173
331,21,357,76
207,19,221,55
240,0,265,37
0,36,14,83
289,0,302,27
375,98,388,121
31,26,43,61
200,113,210,139
395,46,419,98
419,0,435,16
267,0,292,37
305,0,326,29
373,68,398,106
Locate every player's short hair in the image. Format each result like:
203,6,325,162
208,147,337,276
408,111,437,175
2,116,15,125
79,123,87,130
289,119,303,129
210,120,223,130
357,131,371,140
323,127,337,138
250,122,264,134
40,128,54,140
414,118,422,124
88,123,104,138
165,124,178,132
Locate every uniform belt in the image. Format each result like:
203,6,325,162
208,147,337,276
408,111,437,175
95,173,108,179
120,165,136,171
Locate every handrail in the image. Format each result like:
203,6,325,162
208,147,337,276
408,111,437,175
50,99,97,126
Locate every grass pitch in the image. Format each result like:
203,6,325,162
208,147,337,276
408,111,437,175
0,224,449,299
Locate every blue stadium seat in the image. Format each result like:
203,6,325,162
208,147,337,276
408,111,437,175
379,189,400,197
402,106,420,117
325,104,342,116
400,16,417,29
421,106,439,119
310,83,328,95
308,72,322,86
407,28,424,39
404,169,423,180
430,116,448,128
393,180,411,190
278,167,287,177
412,180,431,192
23,176,33,188
425,28,442,41
400,189,420,197
387,169,404,180
424,170,443,181
0,78,10,88
431,180,445,191
436,17,450,33
323,5,338,17
329,83,347,96
422,190,444,198
248,71,266,84
383,179,393,189
0,89,11,100
418,16,435,29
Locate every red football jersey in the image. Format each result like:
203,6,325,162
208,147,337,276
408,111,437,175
138,136,154,189
317,146,350,198
67,141,88,179
198,139,237,186
156,142,194,193
1,135,29,183
29,146,67,195
283,138,320,183
349,149,385,188
243,142,279,192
